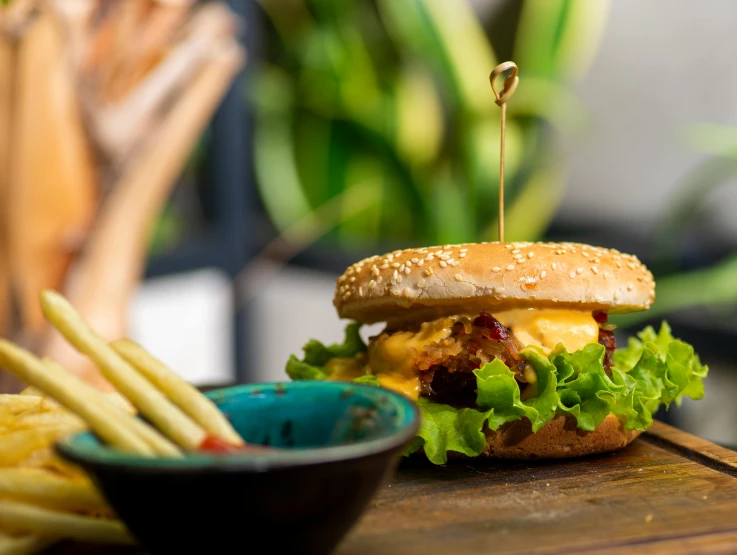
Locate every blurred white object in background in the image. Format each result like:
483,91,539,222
247,264,383,384
128,268,234,386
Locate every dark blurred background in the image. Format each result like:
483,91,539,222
34,1,737,444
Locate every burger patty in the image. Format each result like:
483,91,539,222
371,312,617,407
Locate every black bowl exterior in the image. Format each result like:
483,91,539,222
75,449,402,555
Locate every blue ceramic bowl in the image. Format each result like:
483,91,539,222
56,381,419,555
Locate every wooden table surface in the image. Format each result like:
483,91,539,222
50,421,737,555
335,421,737,555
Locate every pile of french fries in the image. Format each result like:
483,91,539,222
0,290,248,554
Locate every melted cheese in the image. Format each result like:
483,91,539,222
327,309,598,400
368,316,460,400
493,308,599,353
324,357,366,381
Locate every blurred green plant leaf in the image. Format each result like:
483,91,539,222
651,157,737,272
514,0,568,78
679,123,737,158
377,0,497,113
394,65,444,167
552,0,611,82
611,252,737,329
489,156,568,242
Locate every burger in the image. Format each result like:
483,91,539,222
286,241,708,464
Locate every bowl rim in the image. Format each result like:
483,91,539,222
55,381,421,473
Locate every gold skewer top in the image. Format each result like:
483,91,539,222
489,61,519,243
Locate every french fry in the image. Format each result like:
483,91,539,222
16,447,85,480
0,531,56,555
0,429,67,467
0,468,108,514
0,500,134,545
0,396,41,416
41,358,181,457
112,338,244,445
41,290,207,450
0,340,153,456
10,410,85,432
104,391,136,415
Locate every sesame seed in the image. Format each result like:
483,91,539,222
411,258,419,264
506,264,515,271
637,276,644,282
424,268,434,277
440,261,448,268
505,244,513,249
380,264,389,270
569,271,576,278
454,274,463,281
593,259,600,264
368,280,376,289
387,254,394,261
426,254,435,261
377,276,383,283
627,283,633,291
603,272,610,279
404,267,411,275
435,250,443,255
615,261,622,268
576,267,584,274
441,255,450,261
397,275,403,283
592,266,599,274
393,270,399,280
497,287,506,292
349,276,356,282
628,262,636,270
459,253,467,258
417,279,426,288
406,261,412,267
582,251,589,257
552,263,557,271
492,267,502,272
417,259,424,267
451,261,460,267
392,262,400,268
358,287,364,297
540,271,547,279
513,254,523,260
460,248,468,253
399,264,405,272
528,252,535,258
512,249,521,254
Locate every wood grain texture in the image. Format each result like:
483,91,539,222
335,422,737,555
49,422,737,554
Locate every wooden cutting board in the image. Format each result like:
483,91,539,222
335,421,737,555
49,421,737,554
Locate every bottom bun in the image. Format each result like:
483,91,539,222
483,413,642,459
435,413,641,461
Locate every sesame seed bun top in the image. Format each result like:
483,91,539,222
333,241,655,325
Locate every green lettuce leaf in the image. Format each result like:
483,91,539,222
287,321,708,465
352,374,381,386
550,343,623,431
285,322,367,381
474,354,557,432
406,398,491,465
